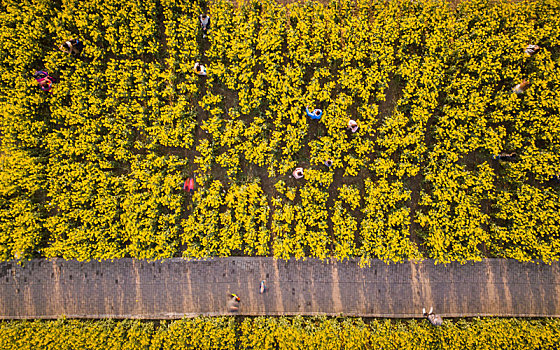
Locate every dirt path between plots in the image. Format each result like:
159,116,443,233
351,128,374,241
1,258,559,319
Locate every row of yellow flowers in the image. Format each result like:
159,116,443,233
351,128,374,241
1,317,559,350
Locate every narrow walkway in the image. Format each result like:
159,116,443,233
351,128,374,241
1,258,559,319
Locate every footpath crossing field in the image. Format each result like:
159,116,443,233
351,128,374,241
1,258,559,319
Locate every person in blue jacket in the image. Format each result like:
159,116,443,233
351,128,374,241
306,105,322,120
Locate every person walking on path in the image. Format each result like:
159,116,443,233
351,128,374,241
513,80,530,95
227,293,241,312
200,14,210,38
34,71,56,93
292,167,304,179
306,106,322,120
260,280,266,294
59,38,84,56
524,44,540,57
493,152,520,163
423,307,443,326
194,62,207,76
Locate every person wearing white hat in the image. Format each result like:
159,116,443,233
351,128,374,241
347,120,359,133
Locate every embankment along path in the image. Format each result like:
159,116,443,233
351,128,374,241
1,258,559,319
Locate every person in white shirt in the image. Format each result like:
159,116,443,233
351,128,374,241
524,44,540,57
59,38,84,56
200,14,210,38
423,307,443,326
194,62,207,76
347,120,359,133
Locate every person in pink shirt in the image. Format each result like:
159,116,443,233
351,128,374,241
33,71,56,93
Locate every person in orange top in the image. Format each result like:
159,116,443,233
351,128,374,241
513,80,530,95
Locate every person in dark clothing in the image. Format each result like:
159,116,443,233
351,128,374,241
493,152,520,162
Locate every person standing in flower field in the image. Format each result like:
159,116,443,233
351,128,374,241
292,167,304,179
513,80,530,95
183,177,195,193
200,14,210,38
347,119,359,133
306,105,322,120
33,71,56,93
524,44,540,57
59,38,84,56
493,152,520,163
194,62,207,76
